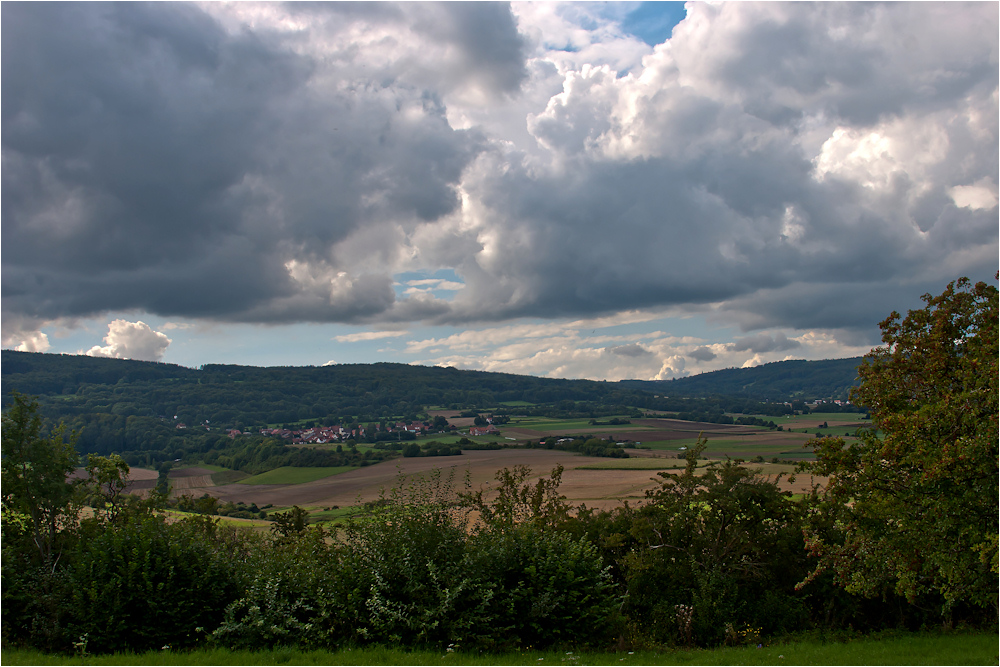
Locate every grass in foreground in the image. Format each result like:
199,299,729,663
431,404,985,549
238,466,354,485
5,631,994,666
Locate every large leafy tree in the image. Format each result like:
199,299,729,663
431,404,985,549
803,277,998,615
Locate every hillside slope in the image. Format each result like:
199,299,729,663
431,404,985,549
619,357,863,401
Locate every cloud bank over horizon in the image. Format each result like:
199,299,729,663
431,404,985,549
3,2,996,378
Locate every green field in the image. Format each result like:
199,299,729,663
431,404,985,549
237,466,354,485
505,415,646,432
406,433,516,447
191,462,230,472
638,437,708,451
159,509,271,530
4,630,994,665
308,505,366,524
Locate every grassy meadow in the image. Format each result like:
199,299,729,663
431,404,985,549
4,630,994,665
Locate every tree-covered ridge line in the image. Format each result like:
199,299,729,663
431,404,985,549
620,357,864,401
2,350,864,429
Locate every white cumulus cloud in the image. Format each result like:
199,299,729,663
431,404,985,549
86,320,171,362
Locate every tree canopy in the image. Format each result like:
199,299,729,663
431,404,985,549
803,277,998,615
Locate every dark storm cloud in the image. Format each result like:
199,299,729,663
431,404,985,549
728,333,800,355
2,2,509,326
3,1,996,349
688,346,717,362
605,343,652,357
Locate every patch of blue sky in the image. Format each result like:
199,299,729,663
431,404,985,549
392,268,466,301
621,1,687,47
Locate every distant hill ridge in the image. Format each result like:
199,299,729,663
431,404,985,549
2,349,863,404
620,357,864,401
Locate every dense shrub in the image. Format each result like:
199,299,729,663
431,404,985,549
622,440,812,646
211,528,362,650
340,470,493,647
66,516,239,653
468,523,619,650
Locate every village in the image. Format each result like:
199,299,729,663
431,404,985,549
214,418,503,444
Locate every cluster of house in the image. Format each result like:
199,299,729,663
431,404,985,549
468,425,501,437
241,421,431,444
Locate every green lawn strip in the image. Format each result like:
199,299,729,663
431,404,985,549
637,438,705,450
778,450,816,460
191,462,230,472
237,466,354,485
5,631,995,665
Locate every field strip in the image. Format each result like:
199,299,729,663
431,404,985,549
576,459,686,470
238,466,354,485
169,475,214,490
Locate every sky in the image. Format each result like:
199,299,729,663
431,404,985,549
3,1,997,381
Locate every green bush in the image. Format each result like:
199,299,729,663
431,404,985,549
623,440,812,646
468,523,620,650
66,516,239,653
341,470,492,647
211,528,362,651
1,550,76,652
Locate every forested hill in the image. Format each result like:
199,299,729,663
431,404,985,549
1,350,644,426
1,351,864,420
620,357,864,401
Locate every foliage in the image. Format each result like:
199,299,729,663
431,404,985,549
81,454,130,523
340,468,494,647
270,505,310,538
466,522,620,650
460,465,573,532
460,465,620,649
1,392,82,563
65,515,240,654
211,528,359,651
622,438,811,646
801,277,998,618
